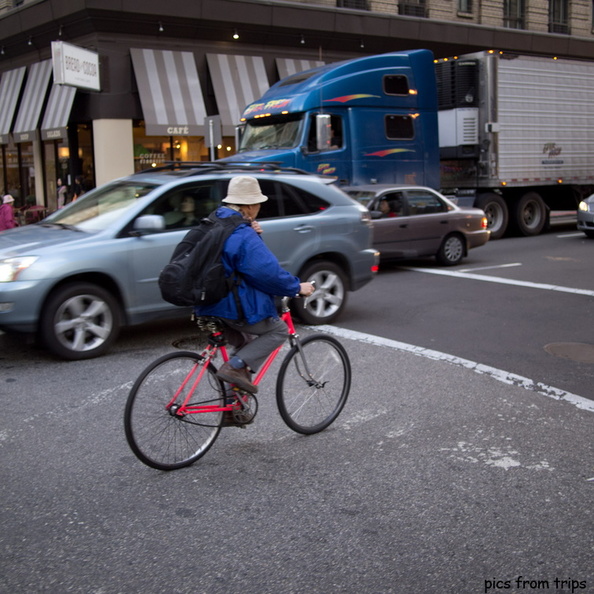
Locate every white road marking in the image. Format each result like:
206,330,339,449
403,267,594,297
558,232,585,238
458,263,522,273
316,325,594,414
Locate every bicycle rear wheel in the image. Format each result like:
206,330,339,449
124,351,225,470
276,334,351,434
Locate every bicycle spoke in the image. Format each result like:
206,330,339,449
276,335,350,434
124,352,225,470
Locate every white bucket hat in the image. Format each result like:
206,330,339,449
222,176,268,205
3,194,14,204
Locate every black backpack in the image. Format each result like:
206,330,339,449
158,211,247,308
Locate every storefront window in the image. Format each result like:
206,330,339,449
16,142,35,207
132,121,234,171
1,141,23,206
43,140,69,212
77,124,94,193
41,124,95,213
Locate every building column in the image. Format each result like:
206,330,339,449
32,133,44,205
93,119,134,187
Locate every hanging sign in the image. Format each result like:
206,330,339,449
52,41,100,91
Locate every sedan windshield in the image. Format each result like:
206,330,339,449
239,114,304,151
43,181,158,232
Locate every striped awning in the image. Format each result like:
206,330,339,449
0,66,26,144
275,58,325,80
206,53,269,135
12,60,53,143
130,48,207,136
40,83,76,141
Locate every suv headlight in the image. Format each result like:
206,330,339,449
0,256,39,282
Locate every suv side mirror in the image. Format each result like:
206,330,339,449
131,214,165,235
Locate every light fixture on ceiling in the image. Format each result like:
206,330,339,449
28,37,33,46
300,34,305,45
360,39,365,49
0,46,4,55
158,21,164,33
232,28,239,40
58,25,63,37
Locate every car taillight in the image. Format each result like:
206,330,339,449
481,216,488,229
371,251,380,273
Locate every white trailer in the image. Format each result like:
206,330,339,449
436,51,594,238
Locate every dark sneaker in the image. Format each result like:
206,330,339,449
221,411,245,427
216,361,258,393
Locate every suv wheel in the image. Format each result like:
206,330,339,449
40,282,122,360
295,261,347,325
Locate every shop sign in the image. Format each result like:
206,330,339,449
52,41,100,91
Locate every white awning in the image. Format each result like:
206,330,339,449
206,53,269,135
0,66,26,144
13,60,53,143
40,83,77,141
275,58,325,80
131,48,207,136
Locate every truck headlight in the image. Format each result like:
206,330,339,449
0,256,39,282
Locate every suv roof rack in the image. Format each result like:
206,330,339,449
137,161,312,177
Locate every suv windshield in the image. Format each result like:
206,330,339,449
240,113,304,151
44,181,158,232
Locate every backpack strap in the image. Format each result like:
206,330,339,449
213,211,249,322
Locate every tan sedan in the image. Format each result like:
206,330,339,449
344,184,490,266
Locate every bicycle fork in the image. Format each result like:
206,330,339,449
290,335,327,389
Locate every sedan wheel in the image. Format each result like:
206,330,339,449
436,234,465,266
40,283,122,360
295,261,347,325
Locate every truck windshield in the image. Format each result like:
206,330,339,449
239,113,304,151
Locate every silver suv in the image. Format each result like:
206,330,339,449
0,163,378,360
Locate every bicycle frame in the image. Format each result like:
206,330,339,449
165,297,303,420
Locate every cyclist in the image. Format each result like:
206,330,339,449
194,175,314,394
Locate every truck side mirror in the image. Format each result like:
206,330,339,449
315,114,332,151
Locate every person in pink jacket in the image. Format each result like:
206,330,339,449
0,194,17,231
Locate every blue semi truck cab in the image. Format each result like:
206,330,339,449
230,49,439,189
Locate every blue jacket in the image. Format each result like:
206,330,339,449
194,207,300,324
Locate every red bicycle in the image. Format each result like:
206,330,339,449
124,296,351,470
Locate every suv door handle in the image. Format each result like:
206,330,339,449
294,225,314,233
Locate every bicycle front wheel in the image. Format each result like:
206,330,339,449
124,351,225,470
276,334,351,434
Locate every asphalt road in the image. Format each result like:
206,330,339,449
339,223,594,403
1,226,593,594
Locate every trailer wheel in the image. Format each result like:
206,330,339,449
514,192,546,236
476,193,508,239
